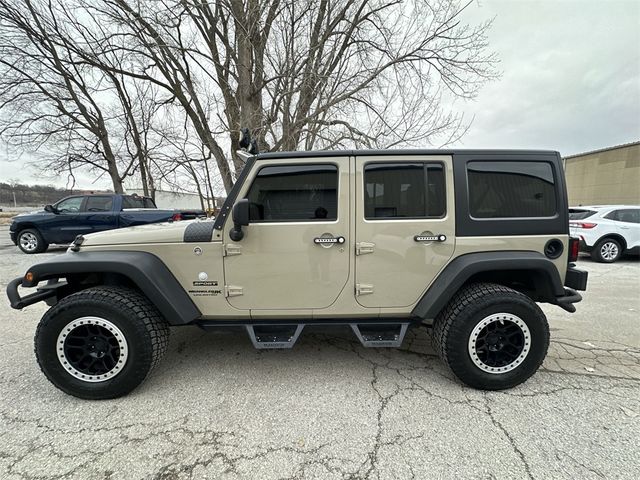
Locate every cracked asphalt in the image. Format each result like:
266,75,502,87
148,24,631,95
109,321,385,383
1,226,639,479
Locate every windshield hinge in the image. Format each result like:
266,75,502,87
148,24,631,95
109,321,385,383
223,244,242,256
355,283,374,296
225,285,244,297
356,242,375,255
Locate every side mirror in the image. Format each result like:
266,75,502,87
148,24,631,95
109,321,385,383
44,204,58,214
229,199,250,242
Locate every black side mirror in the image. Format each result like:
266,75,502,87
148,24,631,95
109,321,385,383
229,199,250,241
44,204,58,214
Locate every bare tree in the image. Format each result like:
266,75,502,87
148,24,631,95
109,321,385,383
0,0,136,192
74,0,496,192
1,0,497,195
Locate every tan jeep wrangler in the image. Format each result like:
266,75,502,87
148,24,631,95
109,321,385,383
7,149,588,399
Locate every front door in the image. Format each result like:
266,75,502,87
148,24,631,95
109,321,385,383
223,157,350,311
354,155,456,308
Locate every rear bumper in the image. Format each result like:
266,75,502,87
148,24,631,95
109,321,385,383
554,265,588,313
565,265,588,291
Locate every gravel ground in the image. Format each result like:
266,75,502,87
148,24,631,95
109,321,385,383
1,225,639,479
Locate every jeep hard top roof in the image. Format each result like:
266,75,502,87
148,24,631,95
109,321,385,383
256,149,561,160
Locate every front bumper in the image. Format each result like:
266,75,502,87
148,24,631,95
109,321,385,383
7,277,66,309
9,230,17,245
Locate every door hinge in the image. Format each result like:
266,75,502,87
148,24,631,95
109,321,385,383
223,244,242,256
225,285,244,297
356,242,375,255
356,283,374,296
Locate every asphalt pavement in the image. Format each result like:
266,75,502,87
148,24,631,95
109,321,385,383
0,225,639,479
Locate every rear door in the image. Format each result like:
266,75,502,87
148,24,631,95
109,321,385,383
354,154,455,308
82,195,118,233
223,157,350,311
610,208,640,248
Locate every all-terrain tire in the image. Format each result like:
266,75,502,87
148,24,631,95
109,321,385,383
432,282,549,390
17,228,48,254
591,237,622,263
35,286,170,399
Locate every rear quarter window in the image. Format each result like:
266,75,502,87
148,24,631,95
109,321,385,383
569,209,596,220
467,161,557,218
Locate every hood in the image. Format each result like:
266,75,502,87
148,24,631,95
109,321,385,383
80,220,199,246
14,209,49,219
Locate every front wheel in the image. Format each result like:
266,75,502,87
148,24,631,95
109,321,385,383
18,228,48,254
35,286,170,399
432,283,549,390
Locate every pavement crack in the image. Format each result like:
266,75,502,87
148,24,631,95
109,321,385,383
483,394,533,480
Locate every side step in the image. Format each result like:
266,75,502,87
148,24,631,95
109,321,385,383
245,324,305,349
351,323,409,348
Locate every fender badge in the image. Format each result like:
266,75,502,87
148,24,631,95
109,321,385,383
193,246,203,256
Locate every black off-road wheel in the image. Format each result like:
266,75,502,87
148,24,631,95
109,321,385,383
17,228,48,254
35,286,170,399
432,283,549,390
591,237,622,263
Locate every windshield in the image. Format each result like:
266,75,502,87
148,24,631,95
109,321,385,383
569,209,596,220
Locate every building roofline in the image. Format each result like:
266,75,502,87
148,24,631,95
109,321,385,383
563,140,640,159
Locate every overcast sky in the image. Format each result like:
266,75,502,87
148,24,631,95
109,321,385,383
0,0,638,190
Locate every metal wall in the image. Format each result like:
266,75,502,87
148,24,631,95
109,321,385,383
564,142,640,206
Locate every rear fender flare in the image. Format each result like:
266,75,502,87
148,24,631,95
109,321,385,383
412,251,565,321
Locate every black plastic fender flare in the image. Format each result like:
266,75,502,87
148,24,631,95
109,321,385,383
9,251,201,325
412,251,566,321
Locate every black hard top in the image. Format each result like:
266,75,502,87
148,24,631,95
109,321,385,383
257,148,561,160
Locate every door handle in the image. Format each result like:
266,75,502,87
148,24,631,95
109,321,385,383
414,234,447,242
313,236,345,246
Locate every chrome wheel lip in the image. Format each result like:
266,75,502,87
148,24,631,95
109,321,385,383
19,232,38,252
600,242,619,261
468,313,531,374
57,316,128,383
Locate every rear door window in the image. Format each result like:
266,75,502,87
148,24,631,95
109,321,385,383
467,161,557,218
605,209,640,223
364,163,445,219
84,196,113,212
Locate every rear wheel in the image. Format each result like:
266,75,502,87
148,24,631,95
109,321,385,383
18,228,48,254
432,283,549,390
35,286,170,399
591,238,622,263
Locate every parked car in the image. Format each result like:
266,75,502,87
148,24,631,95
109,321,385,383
9,193,205,254
569,205,640,262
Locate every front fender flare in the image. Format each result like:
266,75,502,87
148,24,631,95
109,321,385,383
12,251,201,325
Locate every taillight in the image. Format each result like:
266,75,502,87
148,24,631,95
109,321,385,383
569,237,580,263
571,222,597,229
171,213,183,222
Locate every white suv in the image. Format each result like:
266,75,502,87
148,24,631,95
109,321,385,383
569,205,640,263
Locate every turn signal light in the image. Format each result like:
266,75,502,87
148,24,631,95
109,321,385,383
569,237,580,263
25,272,34,283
